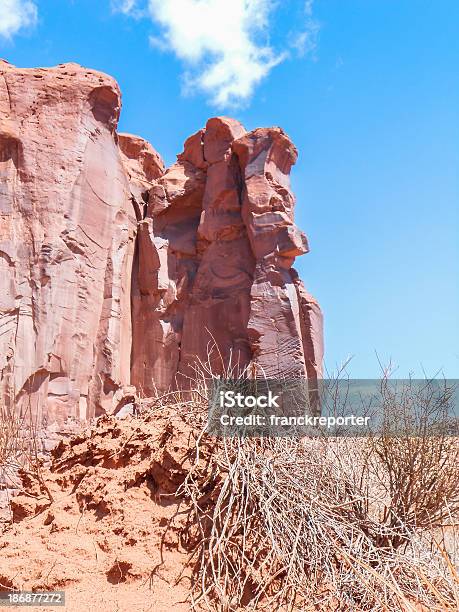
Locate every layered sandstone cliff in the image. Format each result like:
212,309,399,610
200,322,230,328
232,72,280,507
0,61,323,423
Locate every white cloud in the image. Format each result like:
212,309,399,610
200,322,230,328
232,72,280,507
0,0,38,39
146,0,283,108
117,0,318,108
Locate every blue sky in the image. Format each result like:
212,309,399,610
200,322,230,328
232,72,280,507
1,0,458,378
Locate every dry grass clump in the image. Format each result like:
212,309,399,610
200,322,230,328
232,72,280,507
1,403,30,483
149,359,459,611
0,398,43,516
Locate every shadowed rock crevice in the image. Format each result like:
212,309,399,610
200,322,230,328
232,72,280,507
88,85,121,132
0,132,22,168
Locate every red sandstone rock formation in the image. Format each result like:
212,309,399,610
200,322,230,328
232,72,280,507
0,61,323,423
0,61,142,422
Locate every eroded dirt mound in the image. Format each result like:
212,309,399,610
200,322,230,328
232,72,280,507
0,410,203,611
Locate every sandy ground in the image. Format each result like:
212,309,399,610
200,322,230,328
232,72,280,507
0,412,196,611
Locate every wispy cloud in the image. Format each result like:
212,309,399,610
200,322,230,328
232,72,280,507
0,0,38,40
114,0,319,108
112,0,142,16
291,3,319,58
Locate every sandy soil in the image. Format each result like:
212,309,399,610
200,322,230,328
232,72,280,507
0,412,197,611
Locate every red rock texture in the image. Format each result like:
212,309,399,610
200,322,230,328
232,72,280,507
0,61,142,422
133,117,324,393
0,61,323,422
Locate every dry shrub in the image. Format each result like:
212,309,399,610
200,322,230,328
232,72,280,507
369,378,459,539
1,403,27,485
154,358,459,611
0,395,43,514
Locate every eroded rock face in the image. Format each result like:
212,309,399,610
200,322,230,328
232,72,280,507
132,117,324,393
0,61,323,423
0,61,146,422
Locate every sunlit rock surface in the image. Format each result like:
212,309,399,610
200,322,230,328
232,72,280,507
0,61,323,422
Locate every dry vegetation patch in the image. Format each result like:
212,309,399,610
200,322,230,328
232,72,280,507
0,375,458,611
